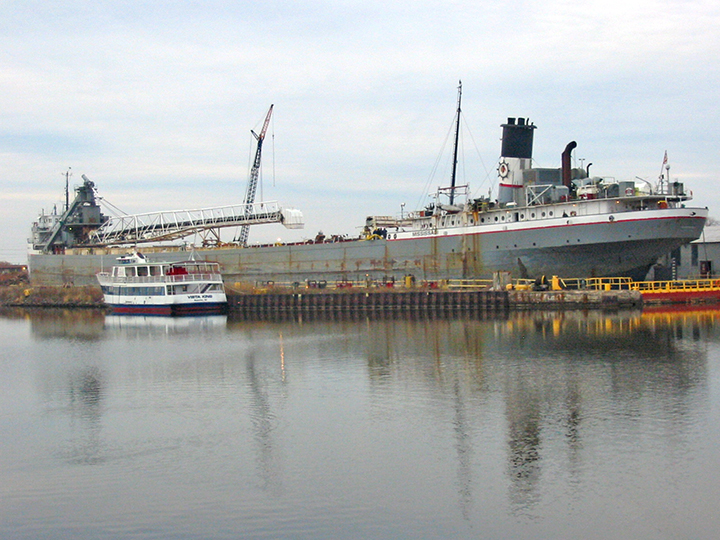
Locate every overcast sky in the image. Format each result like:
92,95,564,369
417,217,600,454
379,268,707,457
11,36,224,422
2,0,719,263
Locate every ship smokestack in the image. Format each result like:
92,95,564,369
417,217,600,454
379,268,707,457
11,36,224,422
501,118,536,159
562,141,577,188
498,118,537,205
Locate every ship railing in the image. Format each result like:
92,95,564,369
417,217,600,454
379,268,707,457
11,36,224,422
630,278,720,293
97,273,222,285
525,184,557,206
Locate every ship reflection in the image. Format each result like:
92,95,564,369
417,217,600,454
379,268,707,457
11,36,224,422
492,309,712,516
12,305,720,520
264,308,715,518
65,365,106,465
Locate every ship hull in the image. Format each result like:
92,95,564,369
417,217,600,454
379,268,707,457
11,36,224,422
28,208,707,286
107,302,229,316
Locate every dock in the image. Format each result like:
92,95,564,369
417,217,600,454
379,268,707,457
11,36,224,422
227,286,642,316
6,275,720,313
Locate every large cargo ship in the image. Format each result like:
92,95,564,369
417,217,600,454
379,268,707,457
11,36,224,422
28,91,708,287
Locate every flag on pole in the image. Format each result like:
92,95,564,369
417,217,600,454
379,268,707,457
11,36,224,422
662,151,668,165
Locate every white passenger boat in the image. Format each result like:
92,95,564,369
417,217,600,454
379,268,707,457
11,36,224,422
96,253,228,316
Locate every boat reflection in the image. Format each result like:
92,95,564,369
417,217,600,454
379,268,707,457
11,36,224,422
103,314,228,337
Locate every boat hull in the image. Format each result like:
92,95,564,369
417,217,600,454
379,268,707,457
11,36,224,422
107,302,229,316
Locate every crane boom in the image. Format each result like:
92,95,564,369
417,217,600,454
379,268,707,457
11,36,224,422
238,104,274,246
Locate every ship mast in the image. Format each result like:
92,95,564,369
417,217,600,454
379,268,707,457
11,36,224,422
64,167,71,211
450,81,462,206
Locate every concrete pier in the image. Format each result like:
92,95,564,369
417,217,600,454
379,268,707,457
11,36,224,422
508,289,642,310
228,288,642,316
229,289,509,314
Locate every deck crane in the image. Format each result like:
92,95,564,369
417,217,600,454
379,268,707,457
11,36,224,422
237,104,273,247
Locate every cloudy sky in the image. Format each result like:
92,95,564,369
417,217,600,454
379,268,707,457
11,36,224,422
2,0,719,263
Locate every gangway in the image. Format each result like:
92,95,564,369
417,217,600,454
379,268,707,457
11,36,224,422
88,200,303,247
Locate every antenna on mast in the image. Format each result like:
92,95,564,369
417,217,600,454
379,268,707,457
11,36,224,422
450,81,462,206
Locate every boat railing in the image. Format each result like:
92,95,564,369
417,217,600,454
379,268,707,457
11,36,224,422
97,273,222,285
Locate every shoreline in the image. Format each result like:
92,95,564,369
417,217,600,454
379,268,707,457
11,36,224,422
0,284,643,312
0,284,105,308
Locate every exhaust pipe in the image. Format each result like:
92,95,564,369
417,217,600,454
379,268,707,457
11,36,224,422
562,141,577,187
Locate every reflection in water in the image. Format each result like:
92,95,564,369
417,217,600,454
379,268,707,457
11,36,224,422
27,308,107,340
104,314,228,337
245,347,283,495
67,365,105,465
452,380,473,520
3,306,720,538
491,310,711,516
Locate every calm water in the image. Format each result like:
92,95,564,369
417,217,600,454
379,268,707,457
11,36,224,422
2,307,720,539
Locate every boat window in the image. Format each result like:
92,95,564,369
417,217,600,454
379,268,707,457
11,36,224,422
137,266,148,277
150,266,162,276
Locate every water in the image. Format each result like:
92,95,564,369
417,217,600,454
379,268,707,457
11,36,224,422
2,307,720,539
